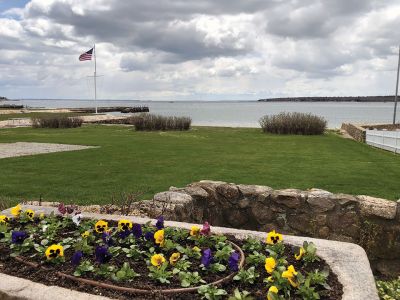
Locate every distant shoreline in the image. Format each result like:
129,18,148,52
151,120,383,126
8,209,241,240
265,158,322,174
258,96,396,102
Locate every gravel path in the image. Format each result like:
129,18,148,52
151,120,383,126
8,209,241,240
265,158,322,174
0,142,97,159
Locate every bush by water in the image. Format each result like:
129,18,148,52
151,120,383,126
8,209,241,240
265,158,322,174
32,115,83,128
129,113,191,131
259,112,326,135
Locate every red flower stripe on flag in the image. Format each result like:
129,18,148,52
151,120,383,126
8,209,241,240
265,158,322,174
79,48,93,61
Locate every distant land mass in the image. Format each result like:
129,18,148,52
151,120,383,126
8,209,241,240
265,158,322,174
258,96,396,102
0,96,8,101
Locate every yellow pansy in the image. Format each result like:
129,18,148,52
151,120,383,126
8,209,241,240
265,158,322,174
282,265,299,288
39,213,45,220
295,247,305,261
267,286,278,300
0,215,9,224
190,225,200,236
10,204,22,217
45,244,64,260
151,253,166,267
118,219,133,231
265,257,276,274
169,252,181,265
82,231,90,238
154,229,164,246
94,220,108,233
25,209,35,220
266,230,283,245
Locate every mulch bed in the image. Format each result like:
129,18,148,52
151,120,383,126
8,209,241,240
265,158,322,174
0,218,343,299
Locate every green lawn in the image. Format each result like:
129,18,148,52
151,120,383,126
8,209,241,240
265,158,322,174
0,125,399,204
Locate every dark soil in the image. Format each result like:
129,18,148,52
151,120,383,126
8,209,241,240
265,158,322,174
0,218,343,299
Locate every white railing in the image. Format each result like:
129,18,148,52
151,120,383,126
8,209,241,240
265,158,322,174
366,130,400,154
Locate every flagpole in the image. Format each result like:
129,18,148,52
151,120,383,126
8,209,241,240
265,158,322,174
94,44,98,114
393,45,400,124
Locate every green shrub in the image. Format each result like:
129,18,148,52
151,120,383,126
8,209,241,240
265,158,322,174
31,115,83,128
128,113,191,131
259,112,326,135
376,277,400,300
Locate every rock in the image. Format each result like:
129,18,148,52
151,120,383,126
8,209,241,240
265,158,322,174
225,209,248,227
331,193,358,206
307,195,335,212
153,191,193,204
375,259,400,277
357,195,397,219
256,192,273,204
308,188,332,197
259,223,279,233
330,233,355,243
238,198,250,208
318,226,330,238
287,213,312,234
199,180,227,185
251,201,275,224
363,224,400,260
397,199,400,221
276,215,286,228
237,184,273,197
327,211,360,238
184,186,209,200
216,184,240,202
272,189,305,209
315,214,327,226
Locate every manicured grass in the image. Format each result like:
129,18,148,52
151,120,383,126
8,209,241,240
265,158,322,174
0,112,90,121
0,125,399,204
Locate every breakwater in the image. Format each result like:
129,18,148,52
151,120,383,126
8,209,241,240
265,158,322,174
70,106,149,113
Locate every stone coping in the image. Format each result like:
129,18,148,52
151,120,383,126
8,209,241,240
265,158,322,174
1,205,379,300
0,273,109,300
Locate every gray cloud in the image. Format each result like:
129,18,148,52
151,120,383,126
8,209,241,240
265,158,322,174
0,0,399,99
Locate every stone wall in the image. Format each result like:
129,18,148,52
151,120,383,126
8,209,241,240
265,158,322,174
341,123,366,142
132,180,400,276
362,123,400,130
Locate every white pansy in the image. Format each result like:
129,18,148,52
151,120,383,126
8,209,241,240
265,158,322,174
72,213,83,226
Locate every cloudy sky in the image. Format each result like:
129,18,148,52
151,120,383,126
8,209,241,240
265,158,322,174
0,0,399,100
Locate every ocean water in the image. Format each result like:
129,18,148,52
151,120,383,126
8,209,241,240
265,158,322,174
4,99,399,129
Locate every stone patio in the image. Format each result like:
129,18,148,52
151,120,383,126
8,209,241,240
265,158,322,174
0,142,97,159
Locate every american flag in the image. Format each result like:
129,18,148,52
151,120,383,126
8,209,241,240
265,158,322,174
79,48,93,61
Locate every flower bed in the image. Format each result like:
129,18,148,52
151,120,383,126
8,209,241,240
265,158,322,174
0,205,342,300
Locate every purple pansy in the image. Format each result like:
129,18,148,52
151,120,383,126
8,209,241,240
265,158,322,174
71,251,83,266
201,248,213,267
95,246,112,264
155,216,164,230
132,224,142,239
118,229,131,239
200,221,211,235
228,252,240,272
144,231,155,242
102,231,114,246
11,231,28,244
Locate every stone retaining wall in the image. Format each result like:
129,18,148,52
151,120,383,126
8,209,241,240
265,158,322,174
132,181,400,276
341,123,366,142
